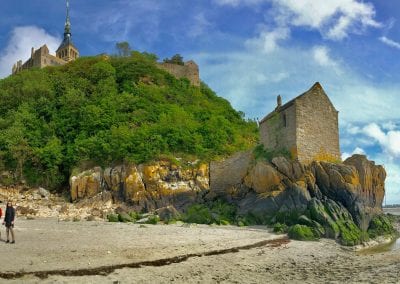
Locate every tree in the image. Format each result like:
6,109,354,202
116,41,131,57
163,54,184,65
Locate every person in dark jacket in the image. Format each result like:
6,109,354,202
3,201,15,244
0,205,2,240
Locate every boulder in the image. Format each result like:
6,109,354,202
70,167,103,201
244,161,283,195
156,205,181,222
38,187,50,198
210,151,252,195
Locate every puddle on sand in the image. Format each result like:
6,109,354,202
357,237,400,255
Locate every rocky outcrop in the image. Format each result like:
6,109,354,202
69,154,385,233
209,154,385,231
70,161,209,211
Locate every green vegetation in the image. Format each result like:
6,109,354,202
367,215,397,239
253,144,292,163
107,211,160,224
336,220,366,246
107,214,119,222
0,52,258,189
146,215,160,225
163,54,184,65
115,41,132,57
288,224,318,241
182,200,237,225
118,212,135,223
273,222,288,234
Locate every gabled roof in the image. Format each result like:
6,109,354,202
259,82,336,124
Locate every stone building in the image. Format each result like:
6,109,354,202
259,82,340,164
158,60,200,86
12,0,79,75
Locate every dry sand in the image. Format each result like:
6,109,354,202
0,218,399,283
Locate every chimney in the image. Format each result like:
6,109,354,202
31,47,34,58
277,95,282,108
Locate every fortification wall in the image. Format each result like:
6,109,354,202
158,62,200,86
12,45,69,75
259,104,297,155
295,89,340,163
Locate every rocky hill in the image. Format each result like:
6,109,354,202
0,52,257,189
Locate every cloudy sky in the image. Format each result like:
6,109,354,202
0,0,399,204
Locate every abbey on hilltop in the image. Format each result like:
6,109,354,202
12,0,79,75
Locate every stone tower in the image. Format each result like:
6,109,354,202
56,0,79,62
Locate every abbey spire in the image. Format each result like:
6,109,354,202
12,0,79,75
64,0,71,36
56,0,79,62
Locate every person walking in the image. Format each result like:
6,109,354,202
3,201,15,244
0,205,2,240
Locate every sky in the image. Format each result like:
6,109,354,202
0,0,399,204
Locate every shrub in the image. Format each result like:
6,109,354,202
288,224,318,241
253,144,292,163
210,200,237,225
219,220,230,225
273,222,288,234
183,204,213,224
107,214,119,222
129,211,142,221
118,212,135,223
145,215,160,225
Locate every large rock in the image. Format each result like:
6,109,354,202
210,151,252,195
70,167,103,201
70,161,210,212
310,155,385,230
244,161,283,195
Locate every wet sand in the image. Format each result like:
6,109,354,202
0,219,399,283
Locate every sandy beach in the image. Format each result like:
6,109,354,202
0,218,398,283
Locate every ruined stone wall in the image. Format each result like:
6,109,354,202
259,104,297,155
158,61,200,86
12,45,67,75
295,87,340,164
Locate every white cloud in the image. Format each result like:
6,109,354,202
312,45,338,68
341,146,366,161
245,26,290,53
0,26,61,78
369,155,400,205
382,121,397,131
216,0,381,41
384,163,400,205
188,13,213,38
363,123,400,159
271,0,381,40
379,36,400,50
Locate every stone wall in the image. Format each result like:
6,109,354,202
259,104,297,156
295,84,340,163
158,61,200,86
12,45,66,75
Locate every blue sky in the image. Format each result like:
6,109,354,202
0,0,399,204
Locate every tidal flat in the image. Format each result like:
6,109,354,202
0,218,399,284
